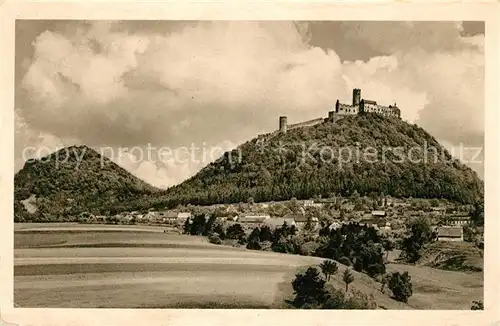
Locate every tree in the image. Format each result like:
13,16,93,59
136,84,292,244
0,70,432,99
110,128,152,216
350,190,360,202
382,238,395,261
189,214,207,235
380,273,390,293
471,300,484,310
320,260,338,281
226,223,245,240
357,241,386,277
208,234,222,244
288,198,300,213
338,256,352,266
247,227,261,243
271,236,295,254
246,240,262,250
401,217,435,263
430,198,440,207
471,201,484,226
259,225,273,242
213,222,226,239
388,271,413,303
291,267,328,308
304,215,314,233
203,213,217,236
342,268,354,293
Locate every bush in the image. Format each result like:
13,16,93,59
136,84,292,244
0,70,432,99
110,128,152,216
401,217,434,263
246,240,262,250
471,300,483,310
259,226,273,242
291,267,328,308
321,286,347,309
388,271,413,303
271,237,295,254
366,263,386,278
344,290,377,309
320,260,338,281
208,234,222,245
463,225,476,243
290,271,376,310
338,256,352,266
353,258,364,272
299,241,320,256
322,287,376,309
226,223,245,240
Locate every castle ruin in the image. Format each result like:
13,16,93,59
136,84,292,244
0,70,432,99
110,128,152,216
278,88,401,134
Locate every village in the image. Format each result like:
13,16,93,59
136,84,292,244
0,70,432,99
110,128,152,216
78,195,483,245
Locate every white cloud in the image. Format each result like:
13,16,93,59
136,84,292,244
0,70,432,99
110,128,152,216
15,21,484,185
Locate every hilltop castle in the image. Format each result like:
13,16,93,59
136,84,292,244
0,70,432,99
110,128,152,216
278,88,401,134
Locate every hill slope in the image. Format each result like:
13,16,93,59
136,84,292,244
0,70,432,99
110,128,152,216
14,145,160,220
164,113,483,206
416,241,483,272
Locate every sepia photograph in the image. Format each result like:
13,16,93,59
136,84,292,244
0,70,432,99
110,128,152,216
1,1,498,325
11,19,486,310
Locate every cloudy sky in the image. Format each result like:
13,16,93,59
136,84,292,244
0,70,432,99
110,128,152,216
15,21,485,188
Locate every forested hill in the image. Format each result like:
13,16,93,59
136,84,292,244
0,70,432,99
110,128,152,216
13,114,484,219
14,145,161,220
163,113,483,206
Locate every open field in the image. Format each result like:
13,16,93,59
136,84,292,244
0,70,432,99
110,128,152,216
14,223,482,309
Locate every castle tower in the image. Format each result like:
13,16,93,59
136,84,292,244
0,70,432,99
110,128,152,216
335,99,340,113
279,116,288,134
352,88,361,106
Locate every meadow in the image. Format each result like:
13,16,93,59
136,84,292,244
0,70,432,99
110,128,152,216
14,223,482,309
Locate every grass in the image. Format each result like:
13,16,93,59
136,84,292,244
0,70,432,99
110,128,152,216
14,223,483,309
416,241,483,272
386,263,483,309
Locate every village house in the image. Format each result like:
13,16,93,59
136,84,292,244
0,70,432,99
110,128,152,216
144,211,161,224
378,221,392,231
437,226,464,242
328,221,342,230
359,218,378,229
238,214,271,224
359,217,390,231
303,200,314,206
263,217,296,229
383,197,395,207
371,210,386,217
343,203,355,212
94,215,105,223
284,213,319,228
226,215,239,222
161,211,178,224
330,211,341,219
448,214,471,226
403,210,424,218
225,205,239,214
431,206,446,213
216,216,228,222
177,212,192,222
303,200,324,208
